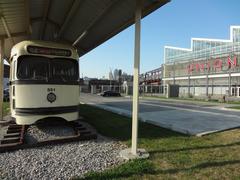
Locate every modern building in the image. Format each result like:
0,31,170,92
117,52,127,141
163,26,240,99
113,69,122,81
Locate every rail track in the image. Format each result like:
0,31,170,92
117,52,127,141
0,120,97,153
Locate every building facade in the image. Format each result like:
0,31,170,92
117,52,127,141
163,26,240,99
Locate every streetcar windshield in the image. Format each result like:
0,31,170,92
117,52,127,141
17,56,49,80
52,59,78,82
17,56,78,82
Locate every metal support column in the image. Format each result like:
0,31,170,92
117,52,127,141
0,39,4,120
120,0,149,160
211,78,214,95
228,71,231,96
173,62,176,85
131,0,142,155
193,80,195,96
188,75,190,97
206,74,209,96
163,65,166,95
126,85,128,96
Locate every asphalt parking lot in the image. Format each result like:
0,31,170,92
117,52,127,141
80,93,240,136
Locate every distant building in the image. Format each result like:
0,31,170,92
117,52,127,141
89,79,118,86
112,68,122,81
141,67,162,85
118,69,122,82
109,70,114,80
121,72,133,82
81,78,119,93
113,69,118,80
88,79,119,93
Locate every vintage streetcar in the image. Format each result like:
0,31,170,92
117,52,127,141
10,40,80,125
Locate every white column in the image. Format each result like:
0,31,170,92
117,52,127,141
163,65,166,96
206,74,209,96
0,39,4,120
188,75,190,97
228,71,231,96
131,0,142,155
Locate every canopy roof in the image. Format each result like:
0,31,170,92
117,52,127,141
0,0,169,58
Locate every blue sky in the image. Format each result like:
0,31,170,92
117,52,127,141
80,0,240,79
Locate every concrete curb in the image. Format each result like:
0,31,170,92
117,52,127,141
221,107,240,112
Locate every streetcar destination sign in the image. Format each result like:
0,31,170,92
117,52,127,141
27,46,72,57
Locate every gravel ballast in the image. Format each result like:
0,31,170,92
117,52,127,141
25,125,76,144
0,123,126,179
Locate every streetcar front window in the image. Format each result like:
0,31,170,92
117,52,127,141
17,56,78,82
17,56,49,80
52,59,78,82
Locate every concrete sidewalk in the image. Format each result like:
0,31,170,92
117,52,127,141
86,102,240,136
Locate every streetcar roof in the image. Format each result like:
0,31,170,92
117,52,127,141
0,0,169,59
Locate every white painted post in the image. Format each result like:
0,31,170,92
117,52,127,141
131,0,142,155
188,75,190,97
228,71,231,96
125,85,128,96
0,39,4,120
206,74,209,96
163,65,167,97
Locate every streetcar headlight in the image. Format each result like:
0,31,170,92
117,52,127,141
47,93,56,103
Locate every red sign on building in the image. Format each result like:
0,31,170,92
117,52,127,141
187,56,237,74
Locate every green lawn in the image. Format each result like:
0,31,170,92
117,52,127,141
227,106,240,110
78,104,240,179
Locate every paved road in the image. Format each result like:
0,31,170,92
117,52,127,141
80,93,240,136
